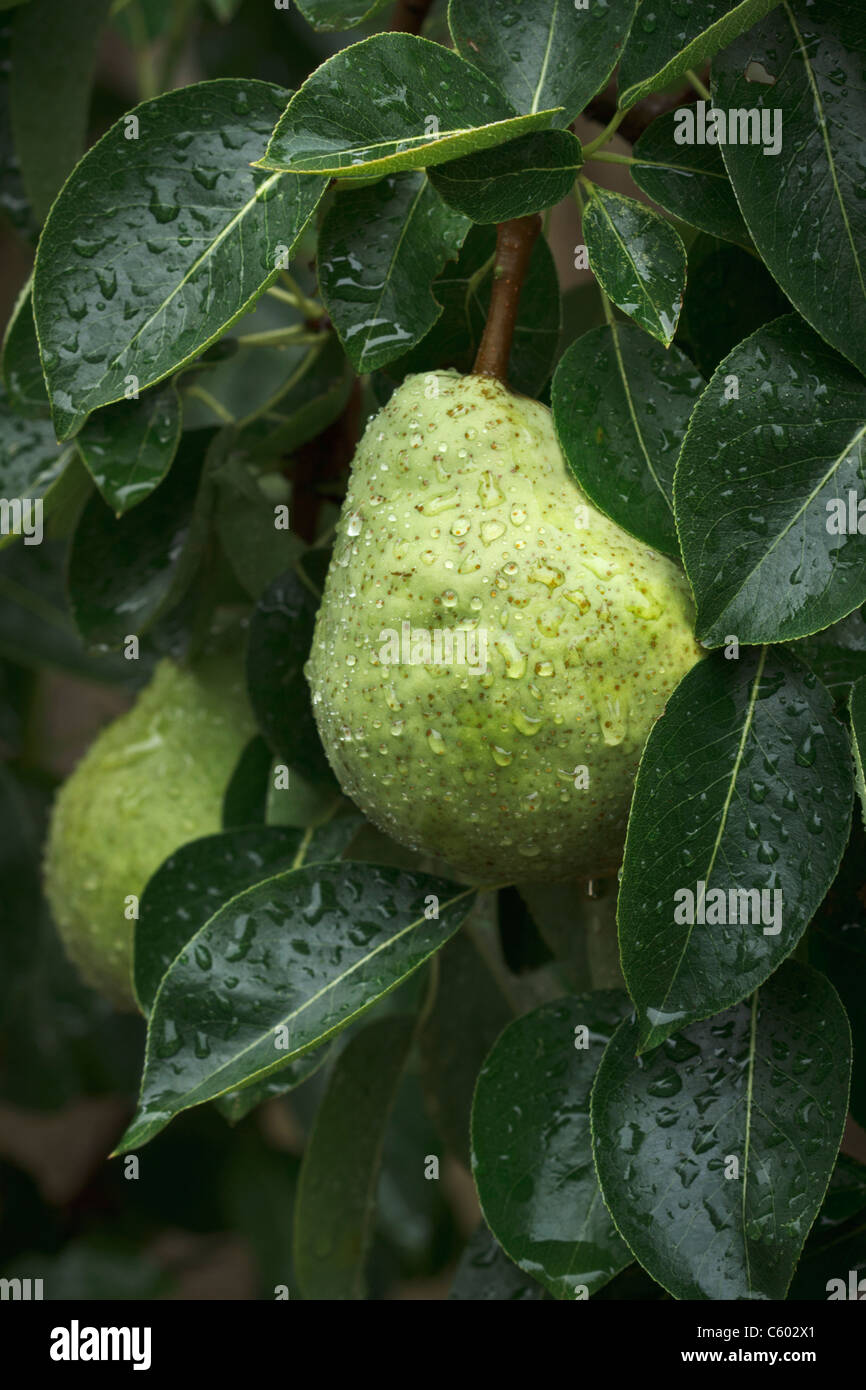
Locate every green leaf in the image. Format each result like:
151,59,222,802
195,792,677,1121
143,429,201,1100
630,109,750,248
116,864,474,1151
258,34,563,178
449,1224,550,1301
295,0,390,30
619,647,853,1053
214,1045,331,1125
135,825,306,1014
617,0,782,110
591,961,851,1300
294,1014,415,1299
222,735,273,829
449,0,639,128
76,384,182,516
246,562,338,787
851,677,866,831
0,384,79,549
674,315,866,647
715,0,866,379
552,321,702,558
429,129,582,224
213,457,301,598
33,79,325,440
791,607,866,702
1,278,46,415
808,818,866,1129
318,172,471,373
180,292,331,431
472,993,633,1299
9,0,110,223
418,927,513,1165
387,223,561,398
68,428,212,648
582,185,686,345
676,235,790,378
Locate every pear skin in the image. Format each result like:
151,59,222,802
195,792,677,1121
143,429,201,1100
307,370,703,883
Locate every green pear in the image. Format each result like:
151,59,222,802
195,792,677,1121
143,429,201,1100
44,647,256,1011
306,370,703,883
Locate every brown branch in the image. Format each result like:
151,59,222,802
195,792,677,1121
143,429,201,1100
289,378,362,543
389,0,433,34
472,214,542,384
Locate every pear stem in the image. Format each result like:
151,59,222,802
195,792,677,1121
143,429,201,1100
472,214,542,384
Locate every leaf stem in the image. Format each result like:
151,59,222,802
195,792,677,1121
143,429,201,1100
582,107,628,157
472,214,542,383
686,68,712,101
236,327,326,348
277,272,324,320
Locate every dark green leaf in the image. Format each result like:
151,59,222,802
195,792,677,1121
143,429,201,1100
33,79,325,439
214,1049,330,1125
235,334,354,462
258,34,562,178
429,129,582,224
295,0,390,31
791,607,866,702
582,184,686,345
619,647,853,1052
68,428,212,648
631,109,750,248
135,825,305,1014
449,1224,550,1301
213,456,302,598
617,0,781,109
10,0,110,222
676,236,790,378
715,1,866,378
552,321,702,557
318,171,470,373
117,864,474,1150
294,1014,415,1299
222,735,273,829
76,384,182,516
809,818,866,1129
1,279,46,415
246,563,337,786
674,315,866,646
472,993,633,1299
0,385,79,549
418,927,513,1165
852,676,866,831
591,961,851,1300
449,0,638,127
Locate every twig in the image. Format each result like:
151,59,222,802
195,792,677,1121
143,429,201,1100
472,214,541,383
389,0,433,34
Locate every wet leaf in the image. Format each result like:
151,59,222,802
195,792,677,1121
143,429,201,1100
674,316,866,646
116,863,474,1150
582,185,686,346
472,993,633,1299
449,1224,550,1301
676,235,790,378
317,171,470,373
790,607,866,702
552,321,702,558
294,1014,415,1299
450,0,638,127
852,677,866,831
619,647,853,1052
591,961,851,1299
0,384,79,550
295,0,390,31
1,278,46,415
258,34,562,178
715,1,866,378
76,384,182,515
631,109,750,248
617,0,781,109
33,79,325,439
429,129,582,224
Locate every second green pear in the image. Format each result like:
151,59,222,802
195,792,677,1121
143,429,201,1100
307,370,703,882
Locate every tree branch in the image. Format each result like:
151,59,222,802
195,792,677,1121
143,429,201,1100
472,214,541,384
389,0,433,34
